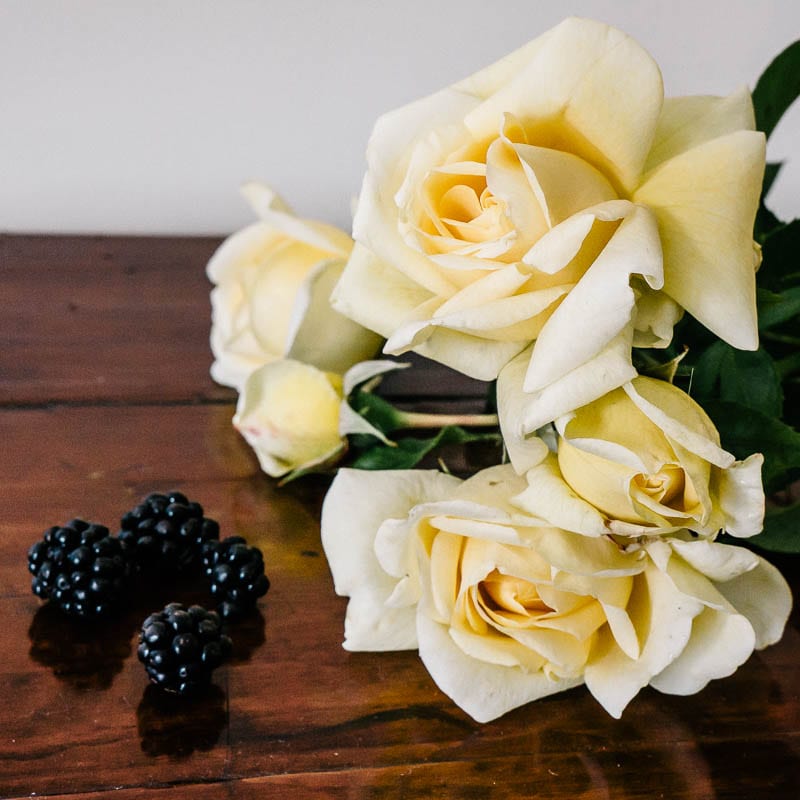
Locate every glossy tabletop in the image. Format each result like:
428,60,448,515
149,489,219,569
1,234,798,798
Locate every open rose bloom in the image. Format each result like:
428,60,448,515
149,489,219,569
322,466,791,721
332,17,764,430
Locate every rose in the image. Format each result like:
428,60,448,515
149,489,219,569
208,182,381,390
331,17,764,431
321,464,791,721
233,358,345,478
233,359,408,479
502,374,765,538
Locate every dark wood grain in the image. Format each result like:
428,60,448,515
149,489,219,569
0,234,229,405
0,235,798,799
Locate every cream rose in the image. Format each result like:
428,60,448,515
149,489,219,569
233,358,345,478
503,374,765,539
233,359,407,479
208,182,381,390
321,465,791,721
332,17,764,431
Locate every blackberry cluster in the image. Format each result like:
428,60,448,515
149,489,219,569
119,491,220,575
202,536,271,620
137,603,232,695
27,520,128,619
28,493,271,695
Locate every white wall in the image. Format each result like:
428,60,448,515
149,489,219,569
1,0,798,235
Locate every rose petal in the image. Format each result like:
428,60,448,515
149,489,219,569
524,204,663,393
713,556,793,649
716,453,765,537
632,282,684,347
233,360,344,478
500,328,638,437
522,199,633,274
248,241,332,355
331,242,434,338
584,564,702,718
239,181,293,217
416,611,582,723
462,18,663,193
337,401,393,445
623,377,733,468
635,130,765,350
449,626,548,671
343,359,410,396
389,323,529,382
321,468,462,651
206,220,281,284
649,607,755,695
286,259,382,373
669,539,759,582
209,283,272,389
241,181,353,257
530,529,644,579
644,87,755,172
512,142,618,227
512,453,609,537
322,468,461,598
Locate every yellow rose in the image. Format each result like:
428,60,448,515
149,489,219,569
208,182,381,390
332,18,764,430
508,376,765,538
233,358,345,478
322,465,790,721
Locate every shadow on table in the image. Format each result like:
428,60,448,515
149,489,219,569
137,683,228,759
27,602,135,691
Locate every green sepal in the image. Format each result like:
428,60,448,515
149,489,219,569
349,389,405,435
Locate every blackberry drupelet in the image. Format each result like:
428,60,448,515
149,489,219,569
119,491,220,576
27,519,129,618
202,536,270,620
137,603,232,695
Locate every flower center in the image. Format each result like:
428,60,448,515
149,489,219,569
633,465,691,511
419,165,514,251
477,570,553,622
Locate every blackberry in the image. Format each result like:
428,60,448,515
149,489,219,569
202,536,270,620
119,491,220,575
137,603,232,695
27,519,129,618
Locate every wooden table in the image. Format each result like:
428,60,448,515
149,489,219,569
1,234,798,799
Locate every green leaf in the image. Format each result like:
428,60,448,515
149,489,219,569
691,342,783,417
755,202,782,242
759,219,800,289
351,426,500,471
702,400,800,492
762,161,783,198
757,286,800,330
749,503,800,554
776,351,800,381
752,38,800,139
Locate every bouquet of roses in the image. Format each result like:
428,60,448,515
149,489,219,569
207,18,798,721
